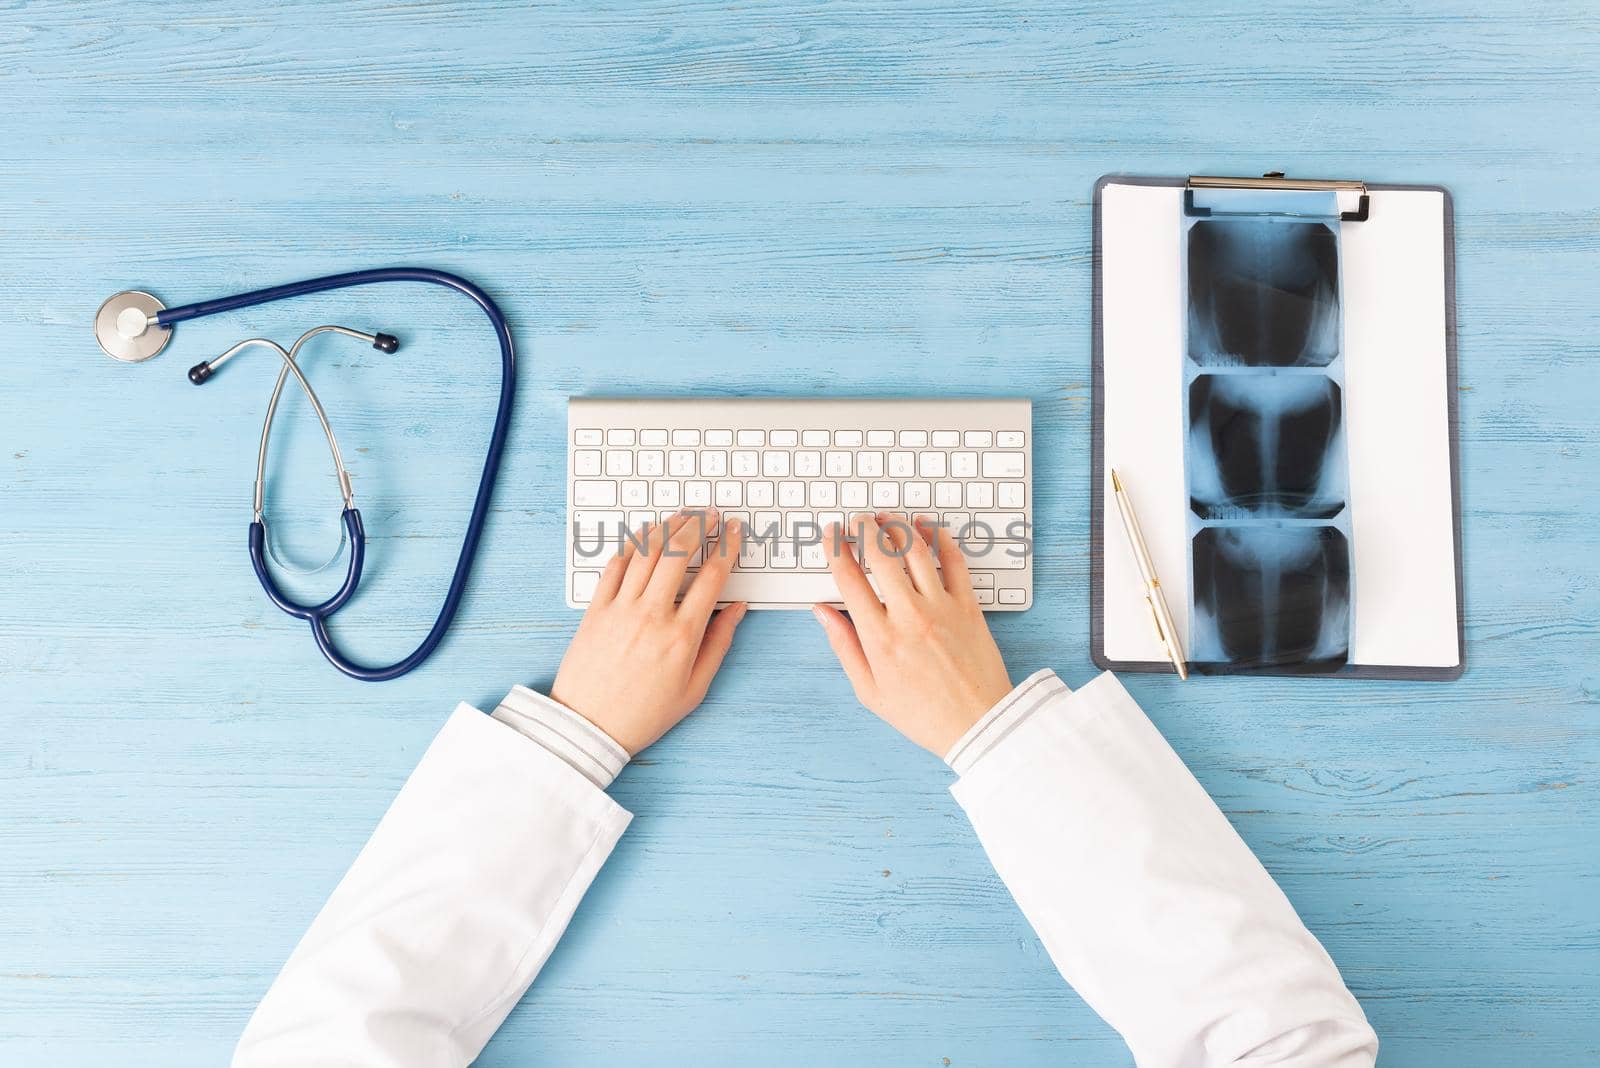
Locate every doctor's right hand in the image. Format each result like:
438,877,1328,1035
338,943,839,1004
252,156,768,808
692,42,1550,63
551,510,749,756
813,513,1015,757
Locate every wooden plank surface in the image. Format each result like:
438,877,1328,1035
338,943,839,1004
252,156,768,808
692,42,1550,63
2,1,1597,1063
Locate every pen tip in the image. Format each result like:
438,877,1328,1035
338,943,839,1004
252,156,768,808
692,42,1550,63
1110,469,1123,492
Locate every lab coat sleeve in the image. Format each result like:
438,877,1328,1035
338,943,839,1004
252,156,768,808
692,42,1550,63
950,671,1378,1068
233,702,632,1068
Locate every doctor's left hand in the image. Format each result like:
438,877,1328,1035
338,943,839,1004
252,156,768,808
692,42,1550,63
551,510,749,756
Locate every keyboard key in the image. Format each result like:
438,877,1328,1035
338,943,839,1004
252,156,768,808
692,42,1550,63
621,480,649,506
802,430,830,446
753,511,782,537
835,430,864,447
652,480,681,507
769,543,798,569
672,429,701,446
738,539,766,569
669,450,696,476
819,510,845,533
685,480,712,507
965,482,994,509
794,450,821,477
999,588,1027,604
703,571,860,604
607,429,637,446
715,481,743,507
637,450,666,476
981,452,1025,478
571,510,625,538
998,482,1025,508
840,482,869,508
640,429,670,446
572,571,601,602
972,512,1027,538
935,482,963,508
969,572,995,588
605,451,633,476
857,451,884,477
762,451,790,477
779,481,807,507
871,482,900,508
574,428,603,446
770,430,799,447
888,451,915,477
705,429,734,446
958,540,1026,569
867,430,895,446
824,451,852,477
808,481,837,507
800,542,827,569
997,431,1025,448
951,452,978,478
931,430,961,447
904,481,931,508
747,481,775,507
732,450,760,476
964,431,993,448
701,451,728,477
573,480,618,506
975,588,996,605
628,509,655,530
737,430,765,446
919,452,947,478
899,430,929,447
572,449,602,476
785,511,816,537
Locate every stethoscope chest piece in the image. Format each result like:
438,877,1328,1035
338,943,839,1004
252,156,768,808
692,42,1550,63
96,290,171,362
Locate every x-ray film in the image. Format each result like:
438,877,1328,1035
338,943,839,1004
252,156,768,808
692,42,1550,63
1183,190,1355,673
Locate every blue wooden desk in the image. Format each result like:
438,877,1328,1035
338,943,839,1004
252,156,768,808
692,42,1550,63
3,3,1596,1064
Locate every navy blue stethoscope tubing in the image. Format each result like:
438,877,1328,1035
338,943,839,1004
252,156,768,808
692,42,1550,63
161,268,516,682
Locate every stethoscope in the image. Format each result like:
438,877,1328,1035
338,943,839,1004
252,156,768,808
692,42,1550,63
94,269,515,682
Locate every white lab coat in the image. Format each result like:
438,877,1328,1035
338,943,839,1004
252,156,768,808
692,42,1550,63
233,671,1378,1067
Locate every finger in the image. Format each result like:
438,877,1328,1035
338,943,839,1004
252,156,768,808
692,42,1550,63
823,521,884,621
812,603,877,705
680,516,742,623
590,542,633,604
923,517,977,602
879,512,941,597
851,512,914,605
620,514,685,599
647,508,718,603
684,602,748,704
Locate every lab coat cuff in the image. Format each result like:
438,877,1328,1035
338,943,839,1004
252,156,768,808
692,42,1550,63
493,686,631,790
943,669,1071,775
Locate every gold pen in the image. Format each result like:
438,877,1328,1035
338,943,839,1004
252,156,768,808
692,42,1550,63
1110,469,1189,680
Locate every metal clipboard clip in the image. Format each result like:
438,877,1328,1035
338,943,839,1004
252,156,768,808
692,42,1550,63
1183,172,1370,222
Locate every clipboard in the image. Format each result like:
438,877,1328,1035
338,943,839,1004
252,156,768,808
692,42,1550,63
1090,174,1465,680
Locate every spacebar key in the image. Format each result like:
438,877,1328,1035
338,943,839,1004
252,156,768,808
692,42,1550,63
708,571,849,605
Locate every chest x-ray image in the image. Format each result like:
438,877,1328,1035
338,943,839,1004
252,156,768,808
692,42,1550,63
1182,201,1355,673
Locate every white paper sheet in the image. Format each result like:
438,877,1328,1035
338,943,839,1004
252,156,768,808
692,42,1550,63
1100,183,1459,669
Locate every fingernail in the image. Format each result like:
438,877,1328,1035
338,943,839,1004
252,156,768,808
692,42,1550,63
733,602,749,622
811,605,825,623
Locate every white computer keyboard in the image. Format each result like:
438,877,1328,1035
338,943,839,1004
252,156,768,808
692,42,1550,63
566,397,1033,611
